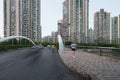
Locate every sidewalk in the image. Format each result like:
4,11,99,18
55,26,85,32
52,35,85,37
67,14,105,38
59,48,120,80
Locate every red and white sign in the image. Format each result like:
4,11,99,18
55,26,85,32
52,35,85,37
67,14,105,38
60,24,69,39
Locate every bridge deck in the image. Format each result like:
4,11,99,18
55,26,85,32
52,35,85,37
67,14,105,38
60,48,120,80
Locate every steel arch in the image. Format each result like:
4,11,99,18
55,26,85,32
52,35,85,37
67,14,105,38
0,36,36,46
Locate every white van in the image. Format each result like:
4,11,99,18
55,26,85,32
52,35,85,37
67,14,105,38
71,44,77,51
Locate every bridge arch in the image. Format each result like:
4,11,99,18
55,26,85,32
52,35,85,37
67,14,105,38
0,36,36,46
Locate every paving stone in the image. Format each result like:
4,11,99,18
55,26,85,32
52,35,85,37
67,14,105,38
59,48,120,80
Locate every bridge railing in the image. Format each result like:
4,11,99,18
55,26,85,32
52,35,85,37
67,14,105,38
77,46,120,59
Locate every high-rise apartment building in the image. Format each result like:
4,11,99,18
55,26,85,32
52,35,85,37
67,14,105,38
111,16,120,44
118,15,120,43
94,9,110,44
63,0,89,43
76,0,89,43
4,0,41,42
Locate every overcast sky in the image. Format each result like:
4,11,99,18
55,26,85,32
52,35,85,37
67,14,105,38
0,0,120,38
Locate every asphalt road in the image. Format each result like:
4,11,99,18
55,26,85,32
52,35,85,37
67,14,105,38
0,47,84,80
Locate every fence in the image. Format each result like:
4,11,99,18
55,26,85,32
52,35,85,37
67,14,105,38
77,46,120,59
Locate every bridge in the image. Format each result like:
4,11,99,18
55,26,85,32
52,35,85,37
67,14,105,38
0,35,120,80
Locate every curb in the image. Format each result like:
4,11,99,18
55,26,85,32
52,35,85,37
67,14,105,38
69,65,92,80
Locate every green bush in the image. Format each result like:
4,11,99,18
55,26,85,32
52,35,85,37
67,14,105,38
77,42,120,48
65,41,71,46
55,42,59,49
0,44,33,52
42,42,49,47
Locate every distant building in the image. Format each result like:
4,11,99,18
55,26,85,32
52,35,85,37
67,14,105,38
42,36,52,43
51,32,58,43
4,0,41,42
94,9,110,44
88,28,94,43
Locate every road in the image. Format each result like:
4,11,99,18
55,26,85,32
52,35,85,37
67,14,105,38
0,47,84,80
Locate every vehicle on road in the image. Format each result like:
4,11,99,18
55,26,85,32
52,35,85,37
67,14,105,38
71,44,77,51
31,45,44,49
47,45,51,49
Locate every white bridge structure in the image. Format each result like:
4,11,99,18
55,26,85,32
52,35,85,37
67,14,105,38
58,35,64,54
0,36,36,46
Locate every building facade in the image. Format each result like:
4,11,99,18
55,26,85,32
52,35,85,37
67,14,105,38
63,0,89,43
62,0,70,41
94,9,110,44
4,0,41,42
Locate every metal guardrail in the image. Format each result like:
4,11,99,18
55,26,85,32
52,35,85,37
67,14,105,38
77,46,120,59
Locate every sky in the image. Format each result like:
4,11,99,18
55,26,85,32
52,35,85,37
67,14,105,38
0,0,120,38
